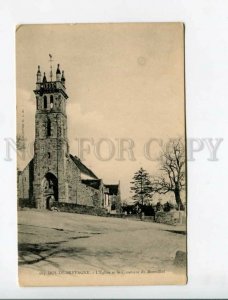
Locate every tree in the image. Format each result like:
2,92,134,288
163,201,175,212
152,138,186,210
130,168,153,206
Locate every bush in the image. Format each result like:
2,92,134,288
142,205,155,216
18,198,35,208
155,211,176,225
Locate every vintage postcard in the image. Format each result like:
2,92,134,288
17,23,187,286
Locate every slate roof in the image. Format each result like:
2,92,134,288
81,179,101,190
104,184,119,195
70,154,98,179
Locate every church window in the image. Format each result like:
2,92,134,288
44,95,47,109
50,95,54,108
48,152,51,158
47,118,51,136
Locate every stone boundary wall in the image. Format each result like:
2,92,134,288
18,201,186,226
51,201,107,216
155,211,186,225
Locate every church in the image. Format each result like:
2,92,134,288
17,63,121,212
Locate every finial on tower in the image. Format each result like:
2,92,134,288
36,65,41,83
49,54,53,81
56,64,61,81
43,72,47,83
61,70,65,86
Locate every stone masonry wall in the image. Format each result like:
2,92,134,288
67,157,101,207
17,159,34,205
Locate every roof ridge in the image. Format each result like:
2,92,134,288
70,154,98,179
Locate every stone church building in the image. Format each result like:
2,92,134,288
17,64,121,212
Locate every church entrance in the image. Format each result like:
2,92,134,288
42,172,58,210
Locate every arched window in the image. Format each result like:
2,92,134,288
44,95,47,109
47,118,51,137
50,95,54,109
48,152,51,158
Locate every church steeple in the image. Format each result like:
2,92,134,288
34,62,68,108
33,60,69,208
34,60,68,135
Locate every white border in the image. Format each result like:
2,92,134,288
0,0,228,298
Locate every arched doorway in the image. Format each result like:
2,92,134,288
42,172,58,209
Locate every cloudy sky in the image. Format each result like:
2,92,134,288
16,23,185,200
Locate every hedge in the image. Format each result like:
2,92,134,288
51,201,107,217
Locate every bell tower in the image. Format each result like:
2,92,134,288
33,62,69,209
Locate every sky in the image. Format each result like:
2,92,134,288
16,23,185,200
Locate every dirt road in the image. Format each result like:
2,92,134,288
18,210,186,274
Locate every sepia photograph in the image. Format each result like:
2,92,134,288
16,23,187,286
